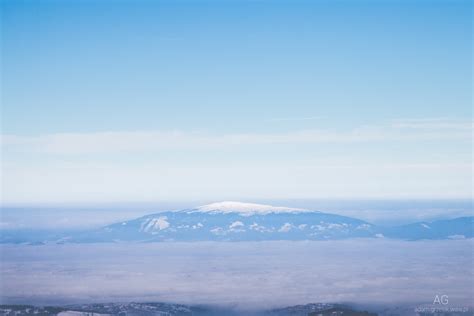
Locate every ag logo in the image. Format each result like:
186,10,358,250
433,295,448,305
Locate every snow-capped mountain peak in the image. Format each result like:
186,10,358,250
192,201,308,215
9,203,472,244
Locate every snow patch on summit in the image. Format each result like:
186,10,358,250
229,221,244,229
278,223,293,233
192,201,308,216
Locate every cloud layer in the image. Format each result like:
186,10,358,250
2,119,472,155
1,240,472,309
1,119,472,203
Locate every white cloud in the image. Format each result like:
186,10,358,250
391,118,473,130
266,116,326,122
1,119,471,204
1,161,471,204
2,119,472,155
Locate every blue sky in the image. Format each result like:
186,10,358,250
1,0,472,204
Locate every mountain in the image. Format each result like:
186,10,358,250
0,229,72,244
69,201,378,242
382,216,474,240
1,202,472,243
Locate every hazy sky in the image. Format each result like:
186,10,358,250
1,0,472,204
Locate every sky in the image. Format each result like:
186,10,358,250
1,0,472,204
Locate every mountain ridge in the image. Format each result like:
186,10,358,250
64,202,474,243
0,202,472,243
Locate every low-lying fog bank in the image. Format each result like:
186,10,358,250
0,239,472,310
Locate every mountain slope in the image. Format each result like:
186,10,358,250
382,216,474,240
1,202,471,243
71,201,377,242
